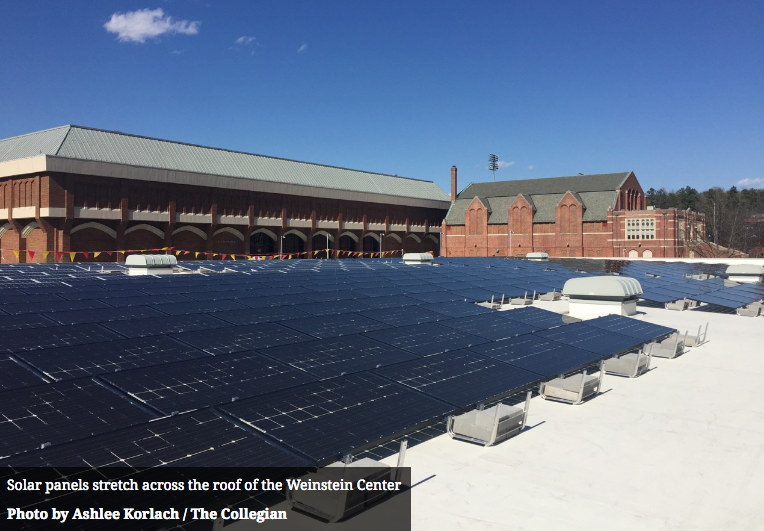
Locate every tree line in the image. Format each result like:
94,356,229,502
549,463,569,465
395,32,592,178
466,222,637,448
645,185,764,257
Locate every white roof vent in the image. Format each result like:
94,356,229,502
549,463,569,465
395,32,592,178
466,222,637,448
562,276,643,318
725,264,764,283
125,254,177,275
526,252,549,261
402,253,434,265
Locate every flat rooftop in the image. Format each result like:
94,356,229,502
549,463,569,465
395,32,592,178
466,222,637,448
390,300,764,531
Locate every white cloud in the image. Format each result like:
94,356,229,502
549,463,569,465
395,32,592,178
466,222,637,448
497,160,515,169
736,177,764,189
297,43,308,53
171,49,183,55
104,8,200,43
528,165,536,170
236,36,255,45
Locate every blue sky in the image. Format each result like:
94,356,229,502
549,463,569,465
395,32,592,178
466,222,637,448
1,1,762,193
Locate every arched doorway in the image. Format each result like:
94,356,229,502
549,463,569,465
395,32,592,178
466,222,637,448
282,233,305,256
362,235,379,254
250,232,276,255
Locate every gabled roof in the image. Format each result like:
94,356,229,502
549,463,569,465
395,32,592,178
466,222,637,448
0,126,451,204
445,172,632,225
459,172,631,198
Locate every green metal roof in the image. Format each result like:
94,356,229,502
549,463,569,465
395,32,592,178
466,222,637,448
0,125,451,203
444,173,629,226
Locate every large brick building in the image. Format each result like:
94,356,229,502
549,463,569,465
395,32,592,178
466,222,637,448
442,167,706,258
0,126,450,263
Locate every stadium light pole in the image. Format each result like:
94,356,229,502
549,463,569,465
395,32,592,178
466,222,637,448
509,230,514,258
326,233,329,260
280,235,284,259
489,154,499,182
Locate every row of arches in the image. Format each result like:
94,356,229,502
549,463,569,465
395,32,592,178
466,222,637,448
63,222,438,260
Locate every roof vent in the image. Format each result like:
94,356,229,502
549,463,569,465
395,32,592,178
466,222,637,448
562,276,643,318
526,252,549,261
725,264,764,284
403,253,434,265
125,254,178,276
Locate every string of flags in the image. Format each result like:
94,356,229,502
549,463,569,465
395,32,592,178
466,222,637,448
0,247,404,262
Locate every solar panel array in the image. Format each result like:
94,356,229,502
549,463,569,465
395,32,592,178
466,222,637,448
0,256,752,467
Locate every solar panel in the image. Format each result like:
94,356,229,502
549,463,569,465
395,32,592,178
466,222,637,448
0,299,112,316
42,305,166,325
438,313,541,340
279,313,391,339
0,355,47,391
503,306,577,328
0,379,156,459
584,314,675,341
408,291,465,304
101,313,229,338
0,409,309,467
221,372,452,464
0,313,57,331
355,294,423,309
172,322,314,355
535,323,646,356
99,293,193,307
258,334,419,378
301,289,360,302
363,322,490,356
207,305,312,326
374,350,539,408
420,300,493,318
358,306,446,326
102,352,317,415
148,299,250,315
467,335,602,378
0,323,122,354
291,299,373,316
18,336,210,381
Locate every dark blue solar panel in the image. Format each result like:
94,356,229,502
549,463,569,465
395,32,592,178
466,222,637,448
0,355,47,391
279,313,391,339
363,322,490,356
584,314,675,341
172,322,314,355
101,313,229,338
0,299,111,316
99,293,193,307
208,305,312,326
0,409,309,467
0,323,122,354
408,291,465,304
18,336,210,381
504,307,577,328
221,373,452,464
0,379,156,458
0,313,57,331
301,290,360,302
439,313,541,340
102,352,317,415
420,301,493,318
148,299,250,315
535,323,645,356
291,299,373,316
42,305,166,325
355,294,423,309
374,350,539,408
359,306,446,326
258,335,419,378
467,335,602,378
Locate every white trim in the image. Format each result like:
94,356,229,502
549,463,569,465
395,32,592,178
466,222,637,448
405,233,421,243
213,227,245,241
385,233,402,243
129,210,167,222
283,229,307,241
0,222,12,239
71,222,117,239
312,230,335,242
125,223,165,239
362,232,381,242
338,231,359,243
21,222,39,238
74,207,121,220
39,207,66,217
425,234,439,243
12,206,36,219
172,225,207,240
250,228,278,241
217,215,248,226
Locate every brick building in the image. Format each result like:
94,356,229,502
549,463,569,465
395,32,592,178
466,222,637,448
0,126,450,263
442,168,707,258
